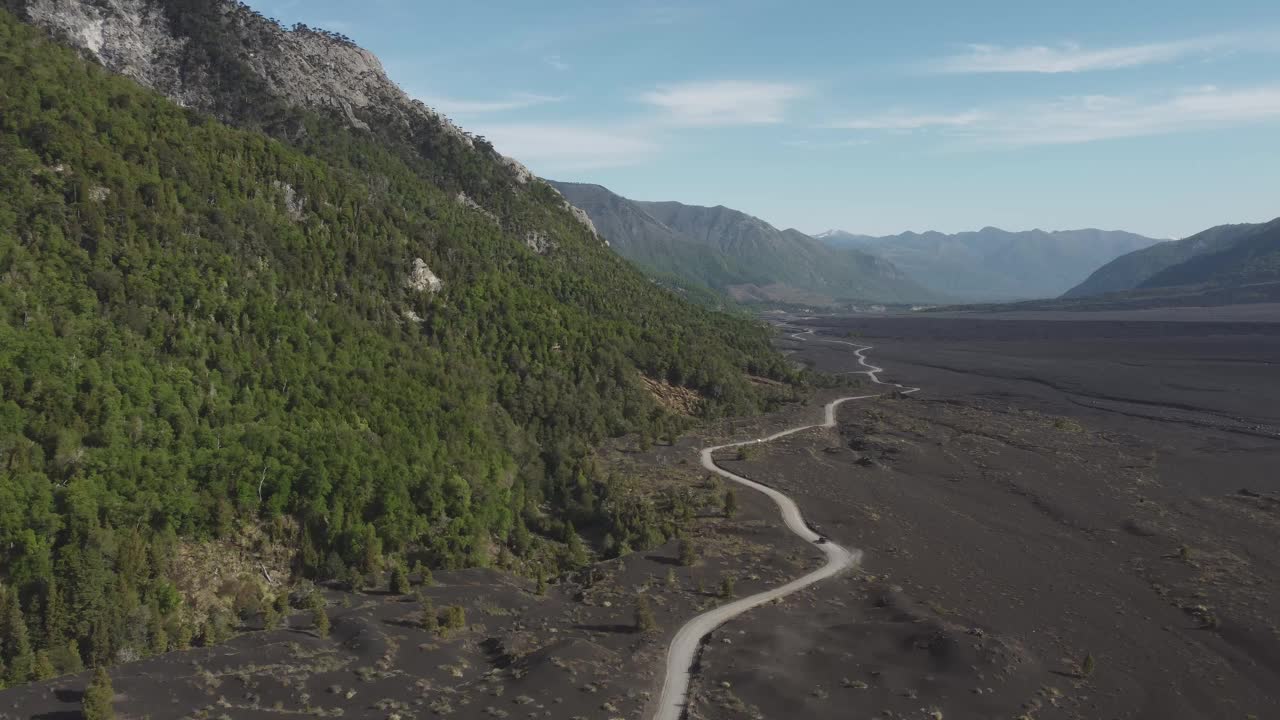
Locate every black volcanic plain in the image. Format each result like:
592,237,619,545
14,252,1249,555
687,309,1280,720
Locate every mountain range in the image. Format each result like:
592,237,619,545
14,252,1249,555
817,227,1163,301
943,218,1280,311
550,181,935,306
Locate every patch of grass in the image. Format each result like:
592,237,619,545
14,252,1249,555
1053,417,1086,434
476,601,512,617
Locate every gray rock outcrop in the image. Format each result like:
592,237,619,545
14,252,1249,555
406,258,442,294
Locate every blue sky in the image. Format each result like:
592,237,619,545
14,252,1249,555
251,0,1280,238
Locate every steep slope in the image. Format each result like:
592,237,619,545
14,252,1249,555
0,4,802,679
550,181,933,304
1140,219,1280,289
821,227,1161,301
1065,222,1267,298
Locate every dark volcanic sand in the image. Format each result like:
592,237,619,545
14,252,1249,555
690,313,1280,720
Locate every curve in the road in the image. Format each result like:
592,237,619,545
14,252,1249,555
652,329,919,720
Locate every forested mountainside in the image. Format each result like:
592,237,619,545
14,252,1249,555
818,227,1161,301
550,181,935,306
1063,222,1266,298
0,6,800,684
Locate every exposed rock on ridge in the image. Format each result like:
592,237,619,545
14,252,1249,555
26,0,464,137
406,258,442,294
19,0,601,241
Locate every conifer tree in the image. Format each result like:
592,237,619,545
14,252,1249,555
52,639,83,675
311,606,330,638
3,602,35,685
360,526,384,578
32,651,56,681
82,666,115,720
421,598,438,633
390,563,410,595
678,538,697,567
42,579,68,650
723,487,738,519
565,526,590,567
634,594,657,634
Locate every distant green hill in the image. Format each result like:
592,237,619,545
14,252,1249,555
1063,222,1266,298
1139,219,1280,289
550,181,935,305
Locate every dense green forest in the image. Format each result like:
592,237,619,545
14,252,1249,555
0,9,800,684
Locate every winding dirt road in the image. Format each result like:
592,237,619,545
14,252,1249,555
652,329,919,720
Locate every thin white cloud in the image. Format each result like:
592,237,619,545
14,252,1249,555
421,92,564,115
825,111,984,131
546,54,569,71
987,85,1280,146
783,138,871,149
640,80,808,126
471,124,658,170
934,32,1275,74
828,85,1280,147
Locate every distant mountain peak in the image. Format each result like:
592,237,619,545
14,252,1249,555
548,181,935,305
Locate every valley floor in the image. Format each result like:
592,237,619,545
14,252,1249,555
689,312,1280,720
0,403,835,720
5,310,1278,720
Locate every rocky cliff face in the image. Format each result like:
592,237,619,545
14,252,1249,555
26,0,188,99
17,0,598,239
26,0,434,131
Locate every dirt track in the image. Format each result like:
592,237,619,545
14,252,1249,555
654,332,920,720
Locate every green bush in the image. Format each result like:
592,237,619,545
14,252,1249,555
441,605,466,635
